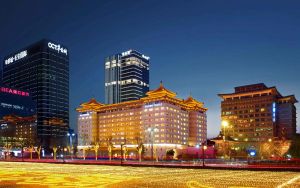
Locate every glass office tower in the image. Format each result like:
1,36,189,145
105,49,149,104
2,39,69,147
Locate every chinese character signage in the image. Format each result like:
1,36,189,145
4,50,27,65
0,87,29,97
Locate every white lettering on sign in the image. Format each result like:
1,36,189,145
121,50,132,56
142,54,150,60
48,42,68,55
0,102,24,110
144,103,162,108
5,50,27,65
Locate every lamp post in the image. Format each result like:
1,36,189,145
221,120,229,159
222,120,229,141
67,132,75,160
121,144,123,165
202,142,207,167
147,127,158,162
63,147,67,163
120,137,126,165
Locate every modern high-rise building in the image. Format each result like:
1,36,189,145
2,39,69,147
218,83,297,142
105,49,149,104
77,83,207,157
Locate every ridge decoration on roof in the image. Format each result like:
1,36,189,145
76,83,207,113
145,81,176,98
184,96,204,108
76,98,104,112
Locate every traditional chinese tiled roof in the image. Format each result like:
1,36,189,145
145,82,176,98
77,84,207,113
76,98,104,112
184,96,204,107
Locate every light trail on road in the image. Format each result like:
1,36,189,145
0,162,299,188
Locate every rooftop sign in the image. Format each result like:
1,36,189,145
4,50,27,65
48,42,68,55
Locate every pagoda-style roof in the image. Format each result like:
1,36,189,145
2,114,36,122
76,98,104,112
145,82,176,98
76,83,207,113
184,96,204,108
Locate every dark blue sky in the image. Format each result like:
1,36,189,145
1,0,299,137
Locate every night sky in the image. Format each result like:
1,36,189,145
1,0,299,138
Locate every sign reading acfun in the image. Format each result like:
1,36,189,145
48,42,68,55
4,50,27,65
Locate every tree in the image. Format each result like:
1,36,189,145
286,136,300,158
81,134,89,146
82,147,88,160
93,143,100,160
28,145,34,160
106,136,113,161
123,146,128,161
3,143,12,160
52,146,57,160
137,143,144,162
135,134,144,162
37,146,42,160
154,146,158,162
166,149,175,159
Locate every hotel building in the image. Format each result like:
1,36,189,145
77,83,207,155
0,85,36,145
105,49,149,104
218,83,297,142
2,39,69,147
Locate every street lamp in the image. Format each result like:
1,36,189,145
121,137,127,165
221,120,229,141
67,132,75,160
62,147,67,163
147,127,158,162
202,143,207,167
221,120,229,159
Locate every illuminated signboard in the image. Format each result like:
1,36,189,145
48,42,68,55
4,50,27,65
272,102,276,122
142,54,150,60
121,50,150,60
0,87,29,97
121,50,132,56
144,103,162,108
0,102,24,110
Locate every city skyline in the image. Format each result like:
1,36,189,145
0,1,300,138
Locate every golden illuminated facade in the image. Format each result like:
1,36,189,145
77,83,207,153
0,114,37,145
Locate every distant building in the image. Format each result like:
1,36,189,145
2,39,69,147
218,83,298,142
105,49,149,104
0,85,36,145
77,83,207,157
